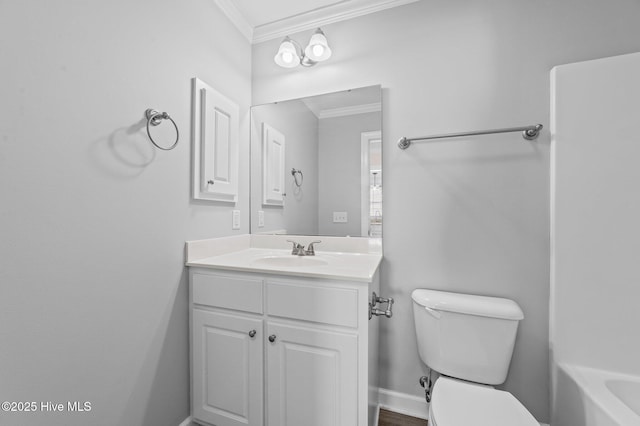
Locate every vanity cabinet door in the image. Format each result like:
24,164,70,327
193,309,263,426
266,322,358,426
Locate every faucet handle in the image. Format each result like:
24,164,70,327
305,240,322,255
286,240,303,255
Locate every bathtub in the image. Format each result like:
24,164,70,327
554,363,640,426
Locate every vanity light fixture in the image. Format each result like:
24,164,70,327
274,28,332,68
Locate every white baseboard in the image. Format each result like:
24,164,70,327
178,416,193,426
377,387,429,420
181,400,546,425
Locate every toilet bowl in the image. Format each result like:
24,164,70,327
428,376,538,426
411,289,538,426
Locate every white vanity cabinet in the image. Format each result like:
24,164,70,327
189,267,380,426
192,309,264,426
191,272,264,426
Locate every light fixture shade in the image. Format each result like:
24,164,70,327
274,37,300,68
304,28,332,62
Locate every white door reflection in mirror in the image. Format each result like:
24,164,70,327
262,123,285,206
361,131,382,237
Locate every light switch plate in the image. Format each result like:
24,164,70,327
333,211,348,223
258,210,265,228
232,210,241,230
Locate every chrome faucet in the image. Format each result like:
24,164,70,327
287,240,305,255
286,240,321,256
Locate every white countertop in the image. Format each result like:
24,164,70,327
185,235,382,282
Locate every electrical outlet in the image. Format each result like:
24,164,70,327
333,211,348,223
232,210,241,230
258,210,265,228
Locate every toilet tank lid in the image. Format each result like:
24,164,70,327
411,289,524,320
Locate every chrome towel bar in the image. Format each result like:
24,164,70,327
397,124,543,150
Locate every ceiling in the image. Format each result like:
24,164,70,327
234,0,344,28
301,85,381,118
214,0,420,44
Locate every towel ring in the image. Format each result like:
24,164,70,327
291,168,303,187
145,108,179,151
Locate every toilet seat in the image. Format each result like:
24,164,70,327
429,377,539,426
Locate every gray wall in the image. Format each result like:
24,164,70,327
252,0,640,421
318,112,381,236
0,1,250,425
250,101,319,234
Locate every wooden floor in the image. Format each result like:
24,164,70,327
378,409,428,426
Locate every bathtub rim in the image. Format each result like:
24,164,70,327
558,362,640,425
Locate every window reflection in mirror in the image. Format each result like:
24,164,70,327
250,85,382,238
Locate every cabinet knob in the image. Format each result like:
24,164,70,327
268,334,276,343
248,330,257,338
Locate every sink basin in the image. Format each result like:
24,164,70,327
251,255,329,268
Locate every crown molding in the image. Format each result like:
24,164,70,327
319,102,382,119
214,0,253,42
252,0,420,44
214,0,420,45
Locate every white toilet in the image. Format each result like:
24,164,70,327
411,289,539,426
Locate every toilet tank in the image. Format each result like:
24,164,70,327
411,289,524,385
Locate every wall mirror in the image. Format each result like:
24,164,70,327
250,85,382,238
